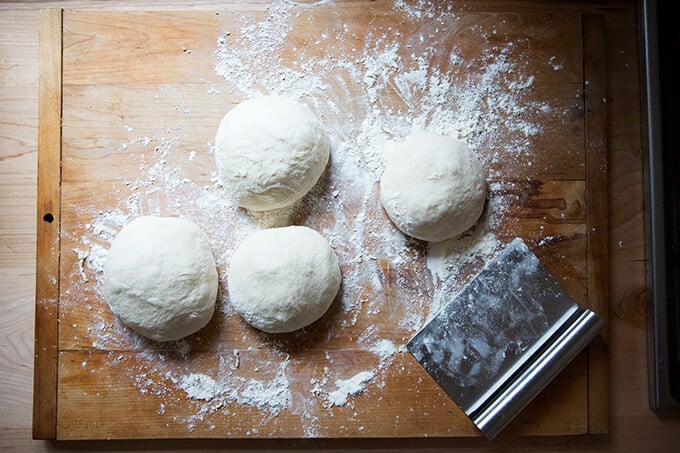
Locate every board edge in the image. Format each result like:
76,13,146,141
583,13,610,435
33,7,63,441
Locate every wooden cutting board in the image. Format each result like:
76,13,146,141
34,3,608,440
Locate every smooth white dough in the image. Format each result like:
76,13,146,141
227,226,341,333
103,216,218,342
214,95,330,211
380,130,486,242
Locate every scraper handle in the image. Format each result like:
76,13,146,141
471,308,604,440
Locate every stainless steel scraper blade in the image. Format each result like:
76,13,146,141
407,237,603,440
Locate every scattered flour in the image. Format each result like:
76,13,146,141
63,0,570,437
230,363,292,414
328,371,375,407
369,338,400,361
180,373,218,402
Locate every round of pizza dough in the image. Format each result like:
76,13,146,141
214,95,331,211
380,130,486,242
227,226,341,333
103,216,218,342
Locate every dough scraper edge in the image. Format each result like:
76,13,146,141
407,237,603,440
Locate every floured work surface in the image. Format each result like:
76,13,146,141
37,2,608,440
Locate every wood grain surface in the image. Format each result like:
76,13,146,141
32,8,62,440
2,0,680,451
582,13,609,434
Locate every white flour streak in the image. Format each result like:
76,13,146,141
328,371,375,407
369,338,401,365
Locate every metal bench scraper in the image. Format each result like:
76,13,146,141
407,237,603,440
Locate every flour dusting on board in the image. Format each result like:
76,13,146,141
63,0,567,437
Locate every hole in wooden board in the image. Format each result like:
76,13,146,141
43,213,54,223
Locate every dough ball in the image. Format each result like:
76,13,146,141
380,130,486,242
215,95,331,211
103,216,218,342
227,226,341,333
